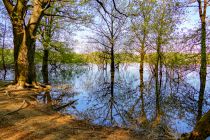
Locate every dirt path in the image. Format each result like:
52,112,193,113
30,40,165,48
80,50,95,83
0,87,147,140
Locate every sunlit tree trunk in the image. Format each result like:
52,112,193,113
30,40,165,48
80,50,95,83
3,0,50,88
15,29,37,86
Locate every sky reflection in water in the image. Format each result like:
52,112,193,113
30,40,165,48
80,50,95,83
1,63,210,134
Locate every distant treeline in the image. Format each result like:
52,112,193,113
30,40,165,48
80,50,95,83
83,51,205,67
0,49,209,69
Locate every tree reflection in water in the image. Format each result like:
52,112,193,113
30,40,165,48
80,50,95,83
1,63,209,134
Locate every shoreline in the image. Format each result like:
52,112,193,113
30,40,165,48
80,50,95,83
0,87,147,140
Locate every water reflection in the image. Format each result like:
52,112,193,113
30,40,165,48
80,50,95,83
43,91,52,104
1,63,209,134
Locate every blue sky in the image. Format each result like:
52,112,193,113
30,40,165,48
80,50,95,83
73,4,210,53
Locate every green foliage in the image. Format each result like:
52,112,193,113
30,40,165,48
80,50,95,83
1,48,209,69
145,52,201,67
83,52,139,64
35,49,86,64
0,49,13,68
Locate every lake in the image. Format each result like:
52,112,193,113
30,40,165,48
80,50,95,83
1,63,210,134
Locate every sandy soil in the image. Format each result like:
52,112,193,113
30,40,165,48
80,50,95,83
0,87,147,140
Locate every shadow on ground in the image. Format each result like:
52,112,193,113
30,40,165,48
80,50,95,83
0,89,146,140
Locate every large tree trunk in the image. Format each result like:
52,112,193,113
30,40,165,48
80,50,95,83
13,24,24,84
27,34,36,85
3,0,50,88
14,28,36,87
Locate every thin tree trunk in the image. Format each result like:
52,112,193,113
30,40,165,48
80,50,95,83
197,0,207,122
111,46,115,72
197,21,207,121
1,22,7,80
110,33,115,124
155,43,161,123
140,43,147,123
110,66,115,124
42,48,49,84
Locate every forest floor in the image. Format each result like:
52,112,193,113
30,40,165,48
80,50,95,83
0,82,149,140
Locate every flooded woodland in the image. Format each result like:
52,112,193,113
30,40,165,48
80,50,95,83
1,63,210,138
0,0,210,139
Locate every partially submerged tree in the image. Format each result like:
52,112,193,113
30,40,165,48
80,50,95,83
129,0,155,123
150,0,182,123
89,0,126,72
39,1,90,84
0,21,7,80
196,0,209,122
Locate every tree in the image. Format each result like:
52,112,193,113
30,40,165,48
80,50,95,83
196,0,209,121
89,0,126,72
0,21,7,80
2,0,90,88
39,1,90,84
150,0,182,123
2,0,51,88
129,0,155,123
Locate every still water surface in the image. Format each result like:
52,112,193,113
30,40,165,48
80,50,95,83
1,63,210,134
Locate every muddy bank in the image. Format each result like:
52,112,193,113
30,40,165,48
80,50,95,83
0,87,148,140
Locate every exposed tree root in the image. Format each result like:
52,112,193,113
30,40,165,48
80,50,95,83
0,100,29,117
5,82,51,92
54,99,78,111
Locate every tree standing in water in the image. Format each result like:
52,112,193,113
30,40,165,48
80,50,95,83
90,0,126,72
196,0,208,122
1,21,7,80
151,0,182,123
129,0,155,124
